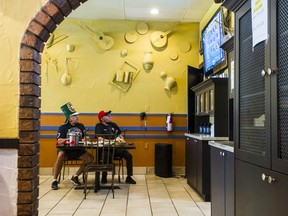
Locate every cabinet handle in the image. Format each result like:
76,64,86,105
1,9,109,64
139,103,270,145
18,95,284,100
194,140,197,143
261,68,278,77
267,68,272,76
262,173,268,181
268,176,275,184
222,152,225,157
261,70,266,77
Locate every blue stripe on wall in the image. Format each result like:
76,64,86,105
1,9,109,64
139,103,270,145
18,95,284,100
40,134,186,139
40,126,187,132
41,112,187,117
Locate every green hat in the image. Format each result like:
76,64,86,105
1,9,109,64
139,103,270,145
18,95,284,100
60,102,79,123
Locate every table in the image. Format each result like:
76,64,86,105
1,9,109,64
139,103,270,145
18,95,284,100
57,142,136,191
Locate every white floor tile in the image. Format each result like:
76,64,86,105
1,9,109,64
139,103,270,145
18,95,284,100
39,174,211,216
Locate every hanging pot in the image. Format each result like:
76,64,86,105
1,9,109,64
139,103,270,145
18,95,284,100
143,51,154,71
164,76,176,91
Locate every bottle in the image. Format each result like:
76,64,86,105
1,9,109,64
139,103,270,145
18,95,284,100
207,123,211,134
199,123,203,134
202,123,207,134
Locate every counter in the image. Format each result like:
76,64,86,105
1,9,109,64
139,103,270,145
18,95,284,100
208,140,234,153
184,133,229,141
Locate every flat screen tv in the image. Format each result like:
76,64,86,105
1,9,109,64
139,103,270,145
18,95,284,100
202,9,226,75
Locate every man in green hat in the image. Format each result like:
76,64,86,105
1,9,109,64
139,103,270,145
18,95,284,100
51,102,93,190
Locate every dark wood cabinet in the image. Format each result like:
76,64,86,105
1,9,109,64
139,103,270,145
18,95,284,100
236,160,288,216
185,136,211,201
210,144,234,216
191,78,228,137
231,0,288,215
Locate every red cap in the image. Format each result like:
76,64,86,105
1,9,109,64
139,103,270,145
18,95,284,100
98,110,111,119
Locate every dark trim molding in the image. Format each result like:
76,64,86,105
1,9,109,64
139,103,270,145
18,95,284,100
0,138,19,149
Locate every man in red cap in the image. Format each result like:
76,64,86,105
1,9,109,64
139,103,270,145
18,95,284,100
95,110,136,184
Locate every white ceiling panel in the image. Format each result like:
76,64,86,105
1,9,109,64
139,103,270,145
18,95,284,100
69,0,216,22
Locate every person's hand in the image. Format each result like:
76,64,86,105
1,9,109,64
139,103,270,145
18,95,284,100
58,138,69,145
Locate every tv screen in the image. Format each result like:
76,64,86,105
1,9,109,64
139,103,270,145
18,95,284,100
202,9,226,74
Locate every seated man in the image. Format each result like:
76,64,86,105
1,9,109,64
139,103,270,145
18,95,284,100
95,110,136,184
51,102,93,190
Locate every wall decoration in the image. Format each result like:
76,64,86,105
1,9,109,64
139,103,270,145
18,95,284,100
66,44,75,52
110,60,140,92
143,51,154,71
178,41,191,53
120,49,128,57
150,29,173,49
124,32,137,43
169,52,178,61
46,33,54,47
61,58,72,85
79,21,114,50
46,33,68,48
159,71,167,79
164,76,177,91
136,22,148,35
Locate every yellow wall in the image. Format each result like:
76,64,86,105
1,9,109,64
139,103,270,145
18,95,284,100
0,0,46,137
41,19,200,114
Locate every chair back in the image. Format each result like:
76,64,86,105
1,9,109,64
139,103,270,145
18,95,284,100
96,133,116,166
83,132,117,199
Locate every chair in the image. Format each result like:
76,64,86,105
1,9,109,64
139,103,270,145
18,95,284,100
114,128,127,183
114,156,124,183
83,133,117,199
57,159,83,183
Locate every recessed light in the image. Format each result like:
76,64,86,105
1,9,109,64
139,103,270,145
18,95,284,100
150,8,159,15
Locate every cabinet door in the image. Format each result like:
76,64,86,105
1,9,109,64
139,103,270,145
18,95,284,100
236,159,288,216
270,0,288,174
199,140,210,201
235,0,270,168
211,147,225,216
185,137,197,188
225,151,234,216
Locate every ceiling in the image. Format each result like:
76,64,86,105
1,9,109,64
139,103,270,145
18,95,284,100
69,0,215,22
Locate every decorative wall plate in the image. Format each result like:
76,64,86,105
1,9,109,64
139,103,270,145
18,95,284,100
124,32,137,43
169,52,178,60
178,41,191,53
136,22,148,35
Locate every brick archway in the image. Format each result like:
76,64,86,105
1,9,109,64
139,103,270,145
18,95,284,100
19,0,87,214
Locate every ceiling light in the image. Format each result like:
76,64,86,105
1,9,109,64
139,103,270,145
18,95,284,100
150,8,159,15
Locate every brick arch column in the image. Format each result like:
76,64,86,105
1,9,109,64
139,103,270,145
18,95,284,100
19,0,87,214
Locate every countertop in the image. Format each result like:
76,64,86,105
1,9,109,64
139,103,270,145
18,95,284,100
208,140,234,153
184,133,229,141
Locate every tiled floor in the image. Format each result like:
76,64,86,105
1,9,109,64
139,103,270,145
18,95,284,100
39,175,211,216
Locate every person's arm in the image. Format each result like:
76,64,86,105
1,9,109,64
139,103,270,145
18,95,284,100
56,125,69,145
